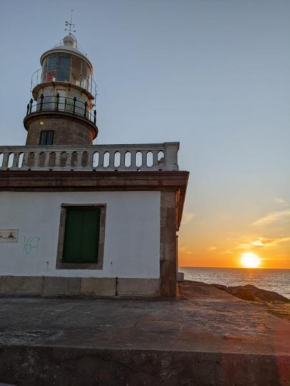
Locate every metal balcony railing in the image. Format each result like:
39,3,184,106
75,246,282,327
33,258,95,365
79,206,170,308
0,143,179,172
25,94,97,126
31,67,97,98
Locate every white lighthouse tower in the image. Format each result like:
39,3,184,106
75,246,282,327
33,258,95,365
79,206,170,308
24,27,98,146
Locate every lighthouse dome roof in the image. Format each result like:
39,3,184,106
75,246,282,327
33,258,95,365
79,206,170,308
63,34,77,47
40,34,93,71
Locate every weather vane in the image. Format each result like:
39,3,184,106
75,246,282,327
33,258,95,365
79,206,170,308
65,9,76,34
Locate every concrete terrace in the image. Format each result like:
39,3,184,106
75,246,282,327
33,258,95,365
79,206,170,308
0,281,290,385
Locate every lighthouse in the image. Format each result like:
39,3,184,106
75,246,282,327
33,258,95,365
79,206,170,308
0,26,189,298
24,33,98,146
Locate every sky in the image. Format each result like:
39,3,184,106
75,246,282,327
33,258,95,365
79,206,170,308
0,0,289,269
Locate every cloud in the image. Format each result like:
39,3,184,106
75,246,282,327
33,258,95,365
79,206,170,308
251,210,290,226
179,246,193,255
182,212,195,225
252,237,290,247
273,198,287,205
252,238,274,246
235,237,290,250
236,242,254,250
207,246,218,251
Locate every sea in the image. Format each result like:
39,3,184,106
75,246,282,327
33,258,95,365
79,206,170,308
179,267,290,299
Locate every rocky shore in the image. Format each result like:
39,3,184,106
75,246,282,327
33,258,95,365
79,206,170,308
211,283,290,322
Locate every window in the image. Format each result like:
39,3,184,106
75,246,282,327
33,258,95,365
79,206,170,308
63,207,100,263
40,131,54,145
56,204,106,269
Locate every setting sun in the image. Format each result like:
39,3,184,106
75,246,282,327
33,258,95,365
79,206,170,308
241,253,261,268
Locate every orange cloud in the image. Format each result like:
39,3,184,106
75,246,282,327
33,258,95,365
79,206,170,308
179,245,193,255
252,237,290,247
207,246,218,251
251,210,290,226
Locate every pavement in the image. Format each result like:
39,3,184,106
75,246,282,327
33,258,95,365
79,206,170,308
0,281,290,385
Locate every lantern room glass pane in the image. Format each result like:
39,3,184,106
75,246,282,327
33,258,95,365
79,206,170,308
48,56,58,70
58,56,70,81
71,56,82,86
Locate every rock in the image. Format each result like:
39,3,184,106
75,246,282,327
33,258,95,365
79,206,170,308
212,284,290,304
211,284,228,292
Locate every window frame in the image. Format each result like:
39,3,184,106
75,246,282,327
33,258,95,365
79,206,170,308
56,204,106,270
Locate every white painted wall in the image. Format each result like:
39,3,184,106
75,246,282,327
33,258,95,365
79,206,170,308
0,191,160,278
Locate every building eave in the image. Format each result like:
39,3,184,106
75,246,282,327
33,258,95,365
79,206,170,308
0,170,189,229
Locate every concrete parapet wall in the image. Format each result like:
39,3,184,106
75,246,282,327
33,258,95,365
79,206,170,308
0,142,180,172
0,346,289,386
0,276,160,298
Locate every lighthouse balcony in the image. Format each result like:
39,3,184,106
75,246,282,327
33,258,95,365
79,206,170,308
31,67,97,99
0,143,179,172
24,94,97,126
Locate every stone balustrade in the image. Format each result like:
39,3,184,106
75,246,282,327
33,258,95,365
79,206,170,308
0,143,179,172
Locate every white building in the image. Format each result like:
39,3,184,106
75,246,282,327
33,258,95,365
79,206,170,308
0,33,188,298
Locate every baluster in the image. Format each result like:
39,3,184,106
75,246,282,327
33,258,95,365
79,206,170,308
29,99,33,114
73,97,76,114
94,110,97,124
98,151,104,168
55,93,60,111
55,152,61,167
66,152,72,168
2,153,9,168
22,152,29,168
142,151,147,168
108,151,114,169
12,153,19,169
76,152,82,168
153,150,158,167
44,152,50,167
87,151,94,168
131,151,136,168
120,150,126,169
40,94,44,111
34,152,40,167
0,153,3,169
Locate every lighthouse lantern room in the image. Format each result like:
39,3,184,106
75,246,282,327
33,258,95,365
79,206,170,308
24,33,98,146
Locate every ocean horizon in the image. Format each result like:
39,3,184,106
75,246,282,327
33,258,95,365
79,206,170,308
179,267,290,299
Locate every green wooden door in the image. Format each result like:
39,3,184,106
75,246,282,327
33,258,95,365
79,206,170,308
63,207,100,263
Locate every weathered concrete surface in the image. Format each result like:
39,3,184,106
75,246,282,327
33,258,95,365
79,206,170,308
265,303,290,322
0,281,290,386
211,283,290,324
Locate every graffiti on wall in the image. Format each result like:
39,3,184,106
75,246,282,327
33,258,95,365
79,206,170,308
20,236,41,255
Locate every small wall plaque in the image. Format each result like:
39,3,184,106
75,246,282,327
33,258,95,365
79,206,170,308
0,229,19,243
